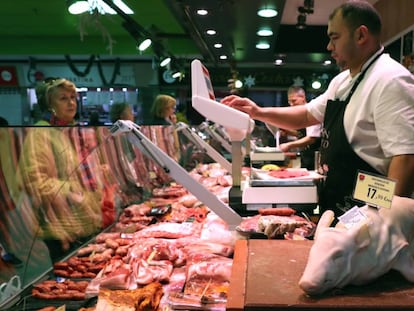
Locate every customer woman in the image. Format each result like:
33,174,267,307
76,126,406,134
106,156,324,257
19,78,103,262
150,94,177,125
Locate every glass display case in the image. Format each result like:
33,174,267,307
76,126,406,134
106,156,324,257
0,123,238,310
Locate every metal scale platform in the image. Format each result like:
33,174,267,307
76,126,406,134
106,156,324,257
191,59,320,216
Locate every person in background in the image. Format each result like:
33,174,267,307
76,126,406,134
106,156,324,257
150,94,177,125
278,86,321,170
109,102,134,123
222,0,414,217
19,78,103,262
88,111,103,126
0,116,8,126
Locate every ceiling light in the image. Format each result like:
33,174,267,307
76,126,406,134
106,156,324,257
274,59,283,65
67,0,133,15
256,41,270,49
137,38,152,52
172,70,184,79
214,43,222,48
67,0,89,14
324,60,332,66
197,9,208,16
220,55,228,60
257,8,278,18
160,57,171,67
206,29,216,35
257,28,273,36
235,80,243,89
113,0,133,14
312,80,322,90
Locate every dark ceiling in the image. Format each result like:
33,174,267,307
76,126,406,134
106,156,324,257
0,0,375,70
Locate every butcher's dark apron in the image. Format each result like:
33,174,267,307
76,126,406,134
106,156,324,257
318,53,382,217
299,127,321,170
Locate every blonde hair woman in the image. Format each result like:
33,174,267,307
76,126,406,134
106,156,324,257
150,94,176,125
20,78,104,261
35,78,78,126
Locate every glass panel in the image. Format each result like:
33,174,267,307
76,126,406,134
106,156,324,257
0,124,207,308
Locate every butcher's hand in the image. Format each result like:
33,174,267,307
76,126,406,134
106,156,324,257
221,95,260,119
279,142,290,152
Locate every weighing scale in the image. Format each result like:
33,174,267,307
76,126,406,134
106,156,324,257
175,121,232,173
191,59,320,216
110,120,243,229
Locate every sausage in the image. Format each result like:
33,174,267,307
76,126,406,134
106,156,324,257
258,207,296,216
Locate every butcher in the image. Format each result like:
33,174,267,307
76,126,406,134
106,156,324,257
221,0,414,217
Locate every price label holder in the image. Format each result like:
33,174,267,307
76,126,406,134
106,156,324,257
353,170,396,209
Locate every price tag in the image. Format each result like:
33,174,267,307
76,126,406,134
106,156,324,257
353,171,396,209
338,206,367,229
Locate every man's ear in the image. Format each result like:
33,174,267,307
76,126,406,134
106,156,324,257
356,25,369,43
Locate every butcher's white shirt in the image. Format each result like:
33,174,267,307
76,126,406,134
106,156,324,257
307,50,414,175
306,123,321,138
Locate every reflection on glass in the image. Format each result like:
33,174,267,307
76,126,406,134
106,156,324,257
0,124,213,307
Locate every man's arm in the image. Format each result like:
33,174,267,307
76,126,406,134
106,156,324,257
387,154,414,197
221,95,319,129
279,136,317,152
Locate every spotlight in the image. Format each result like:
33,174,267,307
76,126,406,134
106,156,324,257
67,0,89,14
137,38,152,52
296,13,307,30
160,56,171,67
172,70,184,80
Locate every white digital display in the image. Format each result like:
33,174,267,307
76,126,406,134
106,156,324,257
191,59,255,141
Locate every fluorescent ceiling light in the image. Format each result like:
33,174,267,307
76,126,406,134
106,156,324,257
197,9,208,16
274,59,283,65
113,0,133,14
257,29,273,36
214,43,222,48
257,8,278,18
68,0,133,15
256,42,270,49
206,29,216,35
68,0,89,14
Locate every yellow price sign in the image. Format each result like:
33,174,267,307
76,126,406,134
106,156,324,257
353,171,396,209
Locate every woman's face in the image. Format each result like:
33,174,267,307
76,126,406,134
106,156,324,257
50,86,78,123
165,105,175,118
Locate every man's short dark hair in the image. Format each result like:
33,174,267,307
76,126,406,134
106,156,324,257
330,0,382,36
